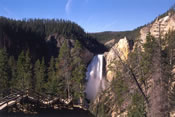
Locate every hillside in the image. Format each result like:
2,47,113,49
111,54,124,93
90,6,175,49
89,7,175,117
0,17,107,61
89,27,141,44
0,17,107,112
1,4,175,117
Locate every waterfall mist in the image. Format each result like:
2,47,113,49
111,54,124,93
85,54,105,100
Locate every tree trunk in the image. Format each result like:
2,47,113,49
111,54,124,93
147,46,169,117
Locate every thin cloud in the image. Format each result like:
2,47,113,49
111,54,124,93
65,0,72,15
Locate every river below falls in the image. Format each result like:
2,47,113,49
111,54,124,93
0,108,95,117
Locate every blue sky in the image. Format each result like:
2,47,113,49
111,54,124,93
0,0,174,32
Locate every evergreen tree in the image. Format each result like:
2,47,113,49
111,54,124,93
16,50,32,90
0,49,9,96
128,92,146,117
40,57,46,83
47,56,57,95
24,50,33,89
34,59,42,92
71,40,86,101
8,56,17,88
16,51,25,89
56,40,71,99
141,33,157,79
112,71,128,107
34,58,46,93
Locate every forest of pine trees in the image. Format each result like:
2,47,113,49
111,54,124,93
0,40,86,104
0,17,106,62
0,17,107,105
90,29,175,117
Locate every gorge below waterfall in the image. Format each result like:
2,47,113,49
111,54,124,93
85,54,106,100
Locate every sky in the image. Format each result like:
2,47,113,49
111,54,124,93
0,0,174,32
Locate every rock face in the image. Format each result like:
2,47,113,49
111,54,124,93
105,37,130,82
138,13,175,117
104,39,116,48
90,12,175,117
47,33,94,64
140,13,175,44
89,37,131,117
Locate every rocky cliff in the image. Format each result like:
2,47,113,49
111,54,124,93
89,37,131,117
90,10,175,117
140,12,175,44
105,37,130,82
138,11,175,117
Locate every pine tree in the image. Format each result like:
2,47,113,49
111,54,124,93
34,59,42,92
16,51,25,89
128,92,146,117
34,58,46,93
47,56,57,95
141,33,157,77
0,49,9,96
8,56,17,88
24,50,33,89
71,40,86,101
56,40,71,99
111,70,128,107
40,57,46,82
16,50,32,90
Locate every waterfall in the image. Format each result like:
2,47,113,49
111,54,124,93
85,54,105,100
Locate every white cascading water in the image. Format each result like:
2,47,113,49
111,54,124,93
85,54,105,100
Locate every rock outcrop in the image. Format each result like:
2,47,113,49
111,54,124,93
105,37,130,82
104,39,116,49
89,37,131,117
90,11,175,117
140,13,175,44
47,33,94,64
138,12,175,117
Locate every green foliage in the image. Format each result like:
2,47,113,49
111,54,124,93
56,41,72,98
0,16,107,62
40,58,46,82
96,103,108,117
34,58,46,93
112,71,128,107
163,31,175,111
89,26,142,44
71,40,86,101
16,51,25,89
0,48,9,95
128,92,146,117
16,50,33,90
46,56,57,95
0,17,105,105
141,33,157,76
24,50,33,88
34,60,41,92
8,56,17,88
